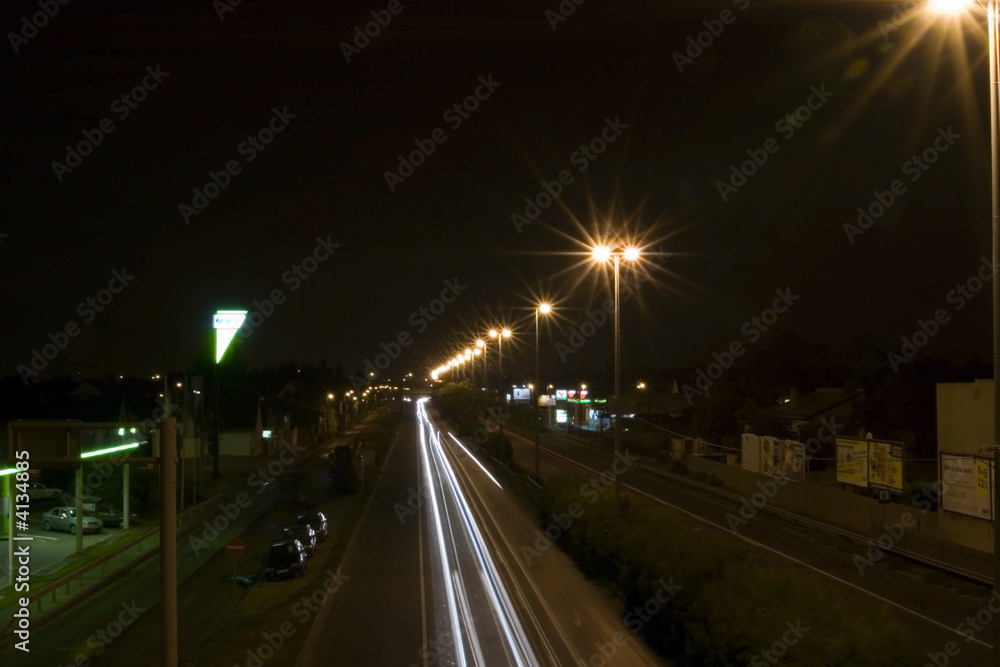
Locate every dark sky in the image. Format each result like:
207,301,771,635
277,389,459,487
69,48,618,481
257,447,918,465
1,0,994,386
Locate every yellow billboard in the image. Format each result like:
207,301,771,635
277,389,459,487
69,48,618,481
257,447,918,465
868,441,904,493
836,438,868,487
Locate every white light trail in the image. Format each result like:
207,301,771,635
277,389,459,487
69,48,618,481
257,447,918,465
416,399,539,666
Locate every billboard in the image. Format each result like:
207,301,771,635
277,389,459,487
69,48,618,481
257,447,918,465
512,387,531,401
836,438,868,487
760,436,777,476
868,441,904,494
779,440,806,483
941,454,994,520
741,434,761,474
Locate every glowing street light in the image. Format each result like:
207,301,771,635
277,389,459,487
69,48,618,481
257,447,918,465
590,243,643,492
929,0,972,11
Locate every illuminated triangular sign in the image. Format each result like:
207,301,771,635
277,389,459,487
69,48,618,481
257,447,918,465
214,310,247,362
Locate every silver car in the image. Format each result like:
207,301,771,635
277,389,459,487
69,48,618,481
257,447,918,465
43,507,103,534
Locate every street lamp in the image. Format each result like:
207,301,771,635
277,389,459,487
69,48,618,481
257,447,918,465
591,243,642,492
534,302,553,481
547,384,554,430
930,4,1000,663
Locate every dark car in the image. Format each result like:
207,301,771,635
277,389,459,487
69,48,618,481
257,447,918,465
296,512,328,542
93,503,140,529
265,539,308,580
282,524,317,557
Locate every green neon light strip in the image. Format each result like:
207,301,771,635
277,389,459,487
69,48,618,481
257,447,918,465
80,442,142,459
0,468,18,476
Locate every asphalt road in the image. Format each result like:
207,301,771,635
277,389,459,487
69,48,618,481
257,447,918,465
503,423,996,667
297,400,667,667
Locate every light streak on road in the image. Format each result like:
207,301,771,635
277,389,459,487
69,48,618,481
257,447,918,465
448,433,502,489
416,399,539,666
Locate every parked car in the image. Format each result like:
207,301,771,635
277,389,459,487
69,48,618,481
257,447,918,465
90,502,139,529
265,539,308,580
281,524,317,557
296,512,328,542
43,507,103,534
26,483,62,500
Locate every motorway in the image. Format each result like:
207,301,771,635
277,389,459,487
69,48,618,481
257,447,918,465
298,399,666,666
502,422,996,667
9,400,993,666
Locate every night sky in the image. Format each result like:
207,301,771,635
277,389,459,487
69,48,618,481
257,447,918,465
1,0,993,386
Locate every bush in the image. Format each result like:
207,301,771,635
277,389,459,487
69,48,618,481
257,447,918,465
486,432,513,463
538,473,925,666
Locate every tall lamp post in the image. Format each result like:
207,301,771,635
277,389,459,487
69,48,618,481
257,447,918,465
637,382,651,414
490,328,512,401
490,327,512,445
476,339,486,389
212,310,246,480
535,303,552,481
931,4,1000,663
591,244,641,493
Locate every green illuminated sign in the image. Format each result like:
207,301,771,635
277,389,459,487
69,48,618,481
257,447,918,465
213,310,247,362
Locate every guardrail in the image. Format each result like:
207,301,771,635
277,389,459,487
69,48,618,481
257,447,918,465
0,493,224,640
